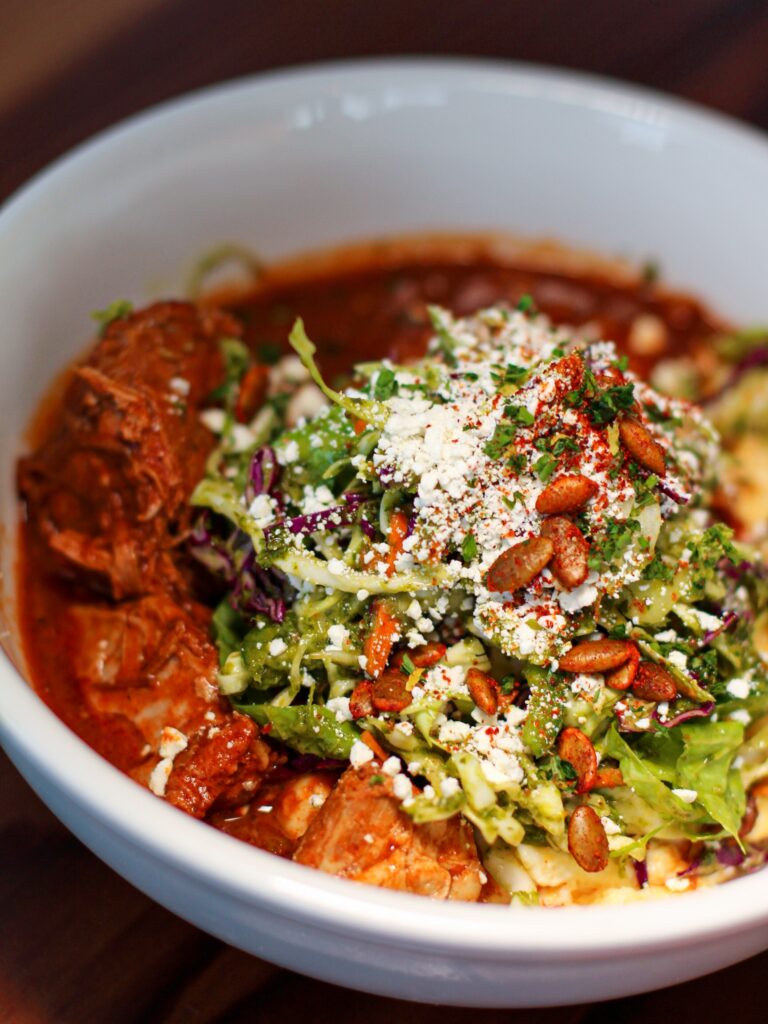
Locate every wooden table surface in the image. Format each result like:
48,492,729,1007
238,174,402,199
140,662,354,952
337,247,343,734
3,2,768,1021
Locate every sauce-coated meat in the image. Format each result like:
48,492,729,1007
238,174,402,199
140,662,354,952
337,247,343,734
18,301,236,600
294,762,484,900
67,594,225,780
165,713,274,819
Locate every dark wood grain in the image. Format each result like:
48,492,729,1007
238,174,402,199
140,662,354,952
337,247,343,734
2,2,768,1020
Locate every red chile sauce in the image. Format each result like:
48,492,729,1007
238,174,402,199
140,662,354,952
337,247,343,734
18,238,724,772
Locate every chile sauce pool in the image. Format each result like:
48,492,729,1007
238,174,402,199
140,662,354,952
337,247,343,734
17,238,725,821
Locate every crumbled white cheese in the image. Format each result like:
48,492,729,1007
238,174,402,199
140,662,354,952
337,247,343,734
382,756,401,776
248,492,277,528
169,376,191,396
230,424,256,452
268,638,287,657
600,816,622,836
672,788,698,804
326,696,352,722
665,876,690,892
302,484,336,513
325,624,350,650
392,773,413,800
440,777,461,797
570,673,604,699
729,709,752,725
159,726,188,760
279,439,300,464
349,739,374,768
557,575,600,613
667,650,688,670
726,676,751,699
199,408,226,434
438,720,472,743
149,758,173,796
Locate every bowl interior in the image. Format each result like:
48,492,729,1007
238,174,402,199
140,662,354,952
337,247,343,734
1,59,768,979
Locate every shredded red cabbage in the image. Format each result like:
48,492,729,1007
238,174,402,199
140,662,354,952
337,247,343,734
658,479,690,505
633,859,648,887
720,558,767,581
231,547,289,622
700,610,739,647
716,843,745,867
188,512,289,622
654,701,715,728
245,446,280,504
268,492,370,538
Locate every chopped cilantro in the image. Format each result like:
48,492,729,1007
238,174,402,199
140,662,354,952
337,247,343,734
491,363,529,388
401,654,417,675
461,533,478,562
500,675,519,695
373,367,399,400
484,422,517,459
565,365,597,409
548,757,581,786
641,555,674,581
91,299,133,336
587,383,636,425
551,435,580,456
534,453,558,482
517,293,535,313
633,472,659,509
504,403,536,427
502,491,525,510
507,453,526,474
589,517,642,568
643,402,682,427
369,774,385,786
428,306,459,368
612,355,630,372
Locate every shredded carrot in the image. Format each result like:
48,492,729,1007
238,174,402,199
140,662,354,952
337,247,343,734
360,731,388,761
385,510,409,576
353,418,367,435
364,601,399,678
235,364,270,423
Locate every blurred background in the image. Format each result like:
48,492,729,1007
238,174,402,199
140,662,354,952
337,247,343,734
2,2,768,1022
3,0,768,201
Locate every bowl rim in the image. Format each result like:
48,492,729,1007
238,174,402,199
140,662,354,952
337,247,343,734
2,56,768,958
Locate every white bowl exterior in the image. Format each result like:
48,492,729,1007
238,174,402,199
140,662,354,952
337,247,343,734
1,60,768,1005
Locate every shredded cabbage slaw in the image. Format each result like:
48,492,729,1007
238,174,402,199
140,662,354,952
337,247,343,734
189,300,768,903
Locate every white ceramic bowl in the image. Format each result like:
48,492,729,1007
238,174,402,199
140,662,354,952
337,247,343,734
1,60,768,1008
